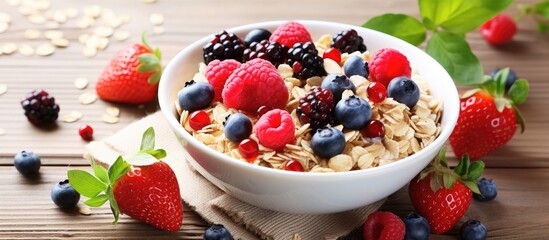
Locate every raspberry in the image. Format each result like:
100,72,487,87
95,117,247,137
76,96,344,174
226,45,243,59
269,21,312,48
287,42,327,81
222,58,289,112
243,40,286,66
296,86,335,130
254,109,295,150
203,31,246,64
20,89,60,125
331,29,367,54
369,48,411,87
479,14,517,46
364,211,406,240
205,59,241,103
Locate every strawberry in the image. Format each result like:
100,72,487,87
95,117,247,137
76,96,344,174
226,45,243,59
479,14,517,46
68,127,183,232
96,34,162,104
449,68,529,160
409,148,484,234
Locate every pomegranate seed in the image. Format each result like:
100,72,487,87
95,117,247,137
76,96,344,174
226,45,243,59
292,61,303,74
257,106,273,118
238,138,259,163
189,110,211,130
322,48,342,64
367,82,387,104
285,160,304,172
362,120,385,139
78,125,94,141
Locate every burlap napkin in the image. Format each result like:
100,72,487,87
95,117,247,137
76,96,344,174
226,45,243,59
86,112,385,240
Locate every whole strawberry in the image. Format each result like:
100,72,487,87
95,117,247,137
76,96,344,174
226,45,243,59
409,148,484,234
449,68,529,160
96,34,162,104
479,14,517,46
68,127,183,232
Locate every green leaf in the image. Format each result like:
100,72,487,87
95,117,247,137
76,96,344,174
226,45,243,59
67,170,107,198
106,186,120,224
480,78,497,96
467,161,485,181
84,194,109,207
509,79,529,105
426,31,483,85
537,22,549,32
90,159,109,184
443,174,457,189
454,155,468,176
108,156,131,184
141,149,167,159
419,170,433,180
513,104,526,133
127,152,159,166
534,1,549,18
418,0,513,34
494,68,510,97
429,174,443,192
462,180,481,195
140,127,155,151
363,14,426,46
148,71,162,84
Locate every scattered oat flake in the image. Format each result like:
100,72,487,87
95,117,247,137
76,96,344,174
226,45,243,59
0,12,11,23
94,26,114,37
102,114,119,124
149,13,164,25
44,21,59,29
24,29,41,39
44,30,63,40
113,30,130,41
106,106,120,117
78,34,90,44
142,0,157,3
78,92,97,105
61,111,83,123
0,22,8,34
2,43,17,55
18,44,34,56
28,14,46,24
51,38,70,48
119,15,131,23
0,128,5,136
79,206,92,215
153,26,165,34
82,46,97,58
0,84,7,95
74,78,89,90
64,8,78,18
35,43,55,56
53,10,67,23
6,0,21,7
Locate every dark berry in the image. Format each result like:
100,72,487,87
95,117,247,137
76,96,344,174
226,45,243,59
285,160,304,172
243,28,272,47
243,40,286,66
311,127,345,159
20,89,60,126
473,178,498,201
489,67,517,91
78,125,94,141
387,76,420,109
238,138,259,163
402,212,430,240
189,110,211,131
14,150,41,176
322,47,341,63
204,224,233,240
343,56,368,78
51,179,80,209
362,120,385,139
460,220,487,240
321,73,356,103
335,96,371,130
296,87,336,130
286,42,327,81
203,31,245,64
367,82,387,104
331,29,367,54
178,80,215,112
223,113,252,142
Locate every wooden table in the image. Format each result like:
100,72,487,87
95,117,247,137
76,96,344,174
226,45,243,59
1,0,547,239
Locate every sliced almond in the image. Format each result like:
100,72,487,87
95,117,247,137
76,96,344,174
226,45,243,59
0,127,5,136
61,111,83,123
24,29,41,39
149,13,164,25
44,30,63,40
113,30,130,41
0,22,8,34
78,92,97,105
18,44,34,56
79,206,92,215
105,106,120,117
102,114,119,124
35,43,55,56
0,84,7,95
2,43,17,55
51,38,70,48
74,78,88,90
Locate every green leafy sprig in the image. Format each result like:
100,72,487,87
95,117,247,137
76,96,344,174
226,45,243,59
519,1,549,32
363,0,514,85
67,127,165,224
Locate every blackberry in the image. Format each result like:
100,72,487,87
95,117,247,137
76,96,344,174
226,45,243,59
203,31,246,64
286,42,327,81
243,40,286,66
331,29,367,54
296,87,336,130
21,90,60,125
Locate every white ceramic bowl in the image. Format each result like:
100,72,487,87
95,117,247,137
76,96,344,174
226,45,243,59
159,20,459,214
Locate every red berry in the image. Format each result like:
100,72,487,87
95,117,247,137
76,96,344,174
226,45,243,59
238,138,259,163
79,125,94,141
479,14,517,46
369,48,411,87
205,59,242,103
254,109,295,150
284,160,304,172
269,21,312,48
292,61,303,74
363,211,405,240
367,82,387,104
189,110,211,130
362,120,385,139
323,48,342,64
257,105,273,118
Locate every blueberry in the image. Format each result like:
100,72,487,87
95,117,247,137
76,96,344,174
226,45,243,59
223,113,252,142
311,127,345,159
14,150,41,176
460,220,487,240
178,80,214,112
387,76,420,109
489,67,517,91
51,179,80,209
335,96,371,130
402,212,430,240
204,224,233,240
343,56,368,78
473,178,497,201
243,28,271,47
321,73,356,103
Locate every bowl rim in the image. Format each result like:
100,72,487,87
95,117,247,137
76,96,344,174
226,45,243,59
159,20,459,180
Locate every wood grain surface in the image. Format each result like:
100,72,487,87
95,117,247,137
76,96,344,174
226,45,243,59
0,0,548,239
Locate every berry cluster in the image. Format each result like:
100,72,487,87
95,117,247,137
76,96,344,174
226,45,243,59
287,42,326,80
21,90,60,126
203,31,246,64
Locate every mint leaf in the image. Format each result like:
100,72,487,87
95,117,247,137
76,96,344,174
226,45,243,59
140,127,155,151
426,31,483,85
467,161,485,181
84,194,109,207
462,180,481,195
141,149,167,159
108,156,131,183
363,14,426,46
509,79,529,104
419,0,513,34
67,170,107,198
127,152,159,166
